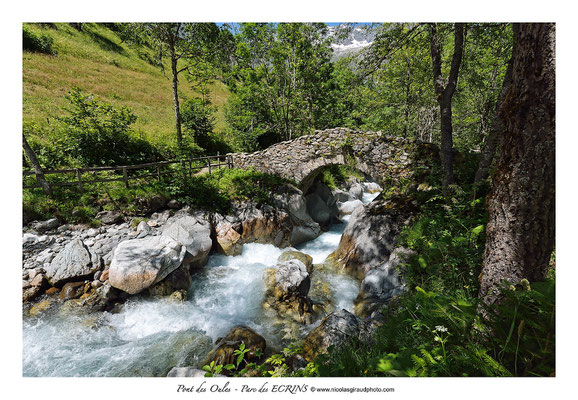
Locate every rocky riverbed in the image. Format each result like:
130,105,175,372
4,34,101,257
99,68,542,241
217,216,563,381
22,177,416,377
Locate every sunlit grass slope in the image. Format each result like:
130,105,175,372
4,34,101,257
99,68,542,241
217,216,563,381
23,23,229,149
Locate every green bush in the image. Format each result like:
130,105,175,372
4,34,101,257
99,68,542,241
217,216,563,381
57,88,161,166
181,98,216,149
23,25,57,55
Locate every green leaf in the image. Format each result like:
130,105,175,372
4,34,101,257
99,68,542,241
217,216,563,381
224,364,236,370
418,256,427,269
471,224,485,237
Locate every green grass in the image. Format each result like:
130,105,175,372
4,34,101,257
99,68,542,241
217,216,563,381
23,167,293,224
23,23,230,150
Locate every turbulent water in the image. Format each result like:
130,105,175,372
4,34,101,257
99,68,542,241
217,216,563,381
22,191,380,377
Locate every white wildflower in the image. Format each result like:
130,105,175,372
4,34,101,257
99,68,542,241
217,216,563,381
435,325,448,333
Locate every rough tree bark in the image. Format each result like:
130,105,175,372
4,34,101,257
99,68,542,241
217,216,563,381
479,23,555,306
474,59,513,183
22,133,53,196
429,23,465,192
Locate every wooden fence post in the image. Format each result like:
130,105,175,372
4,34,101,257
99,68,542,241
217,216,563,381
76,169,83,191
208,157,212,174
217,152,220,170
157,165,161,182
188,160,192,178
122,167,129,188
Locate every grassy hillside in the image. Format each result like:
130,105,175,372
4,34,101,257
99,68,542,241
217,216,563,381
23,23,229,150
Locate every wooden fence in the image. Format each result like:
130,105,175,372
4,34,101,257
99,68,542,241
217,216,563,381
23,153,233,190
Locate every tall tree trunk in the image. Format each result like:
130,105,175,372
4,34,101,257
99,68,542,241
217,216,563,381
22,133,53,196
429,23,465,192
169,43,183,151
479,23,555,306
474,59,513,183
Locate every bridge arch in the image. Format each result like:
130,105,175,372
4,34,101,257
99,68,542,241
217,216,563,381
229,128,438,192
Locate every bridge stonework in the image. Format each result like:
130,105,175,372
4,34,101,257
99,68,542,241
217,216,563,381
229,128,438,191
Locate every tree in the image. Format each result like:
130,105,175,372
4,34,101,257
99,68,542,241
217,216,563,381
224,23,334,150
119,23,226,152
473,58,512,183
181,97,216,149
22,133,53,196
429,23,465,192
479,23,555,306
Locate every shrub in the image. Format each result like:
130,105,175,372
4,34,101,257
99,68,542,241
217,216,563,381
181,98,216,149
23,25,57,55
57,88,161,166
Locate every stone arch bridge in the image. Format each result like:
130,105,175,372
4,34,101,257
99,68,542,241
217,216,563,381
229,128,439,191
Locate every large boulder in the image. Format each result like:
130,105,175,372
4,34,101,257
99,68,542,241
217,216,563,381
204,326,266,369
45,239,102,286
277,250,313,274
213,202,294,255
30,218,60,232
238,204,293,247
263,256,316,324
274,186,322,246
305,181,339,227
332,188,353,203
98,211,124,225
147,263,193,297
305,193,332,225
302,309,368,362
337,199,364,215
212,214,243,256
327,194,418,279
354,247,415,318
162,214,212,269
348,182,364,200
108,235,186,295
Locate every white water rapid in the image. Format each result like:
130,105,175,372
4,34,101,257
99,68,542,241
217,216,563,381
22,191,380,377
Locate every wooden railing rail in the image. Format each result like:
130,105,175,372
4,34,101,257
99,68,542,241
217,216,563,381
23,153,233,190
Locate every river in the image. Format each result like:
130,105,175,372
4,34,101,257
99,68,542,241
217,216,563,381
22,191,379,377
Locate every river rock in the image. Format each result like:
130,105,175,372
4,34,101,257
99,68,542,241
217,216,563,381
98,211,124,225
45,239,102,286
213,214,243,256
162,215,212,269
30,273,47,287
23,286,41,302
362,181,382,193
337,199,364,215
277,250,313,274
305,181,339,227
348,182,364,200
354,247,415,317
30,218,60,232
273,186,322,246
147,263,192,297
59,281,86,301
332,188,353,202
305,193,332,225
108,235,186,295
302,309,368,362
204,326,266,368
263,258,315,324
327,194,418,279
167,199,180,209
239,204,293,247
144,194,168,214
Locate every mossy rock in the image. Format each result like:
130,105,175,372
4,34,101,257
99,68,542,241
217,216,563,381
29,299,54,317
277,250,313,274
